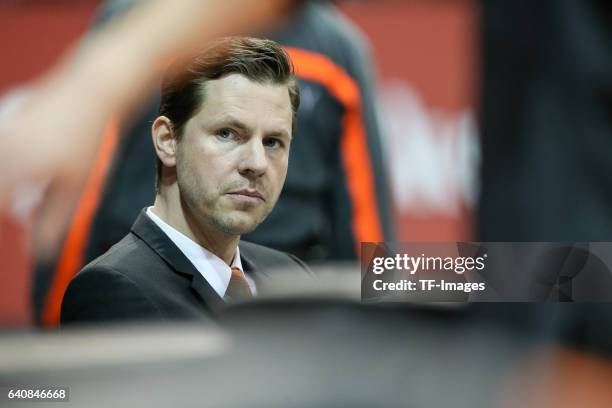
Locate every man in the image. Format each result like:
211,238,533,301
61,37,309,324
37,1,394,326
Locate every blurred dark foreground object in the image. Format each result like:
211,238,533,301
479,0,612,241
0,305,535,408
2,295,612,407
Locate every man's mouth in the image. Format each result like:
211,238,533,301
226,189,265,202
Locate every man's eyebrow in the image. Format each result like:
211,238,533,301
215,115,292,140
267,129,292,141
215,117,250,133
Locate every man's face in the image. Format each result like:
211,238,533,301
175,73,293,236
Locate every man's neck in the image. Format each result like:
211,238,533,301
151,192,239,265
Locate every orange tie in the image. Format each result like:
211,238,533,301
225,266,252,301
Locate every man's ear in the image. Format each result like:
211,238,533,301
152,116,177,168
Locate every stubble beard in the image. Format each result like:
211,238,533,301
210,196,275,236
180,185,274,237
176,161,279,237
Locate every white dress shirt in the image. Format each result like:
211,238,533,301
146,207,255,298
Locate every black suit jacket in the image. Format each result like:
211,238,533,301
61,210,311,325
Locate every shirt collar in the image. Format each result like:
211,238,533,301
145,207,243,297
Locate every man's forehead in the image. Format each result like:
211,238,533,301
195,74,293,125
199,74,290,105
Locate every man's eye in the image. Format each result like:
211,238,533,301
217,128,234,139
263,138,283,149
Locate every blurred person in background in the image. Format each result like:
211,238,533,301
36,0,394,326
61,37,311,325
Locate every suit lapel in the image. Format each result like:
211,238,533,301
239,243,272,288
130,209,225,314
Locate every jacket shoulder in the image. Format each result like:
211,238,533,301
239,241,311,275
81,232,159,280
61,234,163,325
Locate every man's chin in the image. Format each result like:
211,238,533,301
214,212,263,236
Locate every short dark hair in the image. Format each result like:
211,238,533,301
155,36,300,190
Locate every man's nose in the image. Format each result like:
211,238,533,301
238,138,268,178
